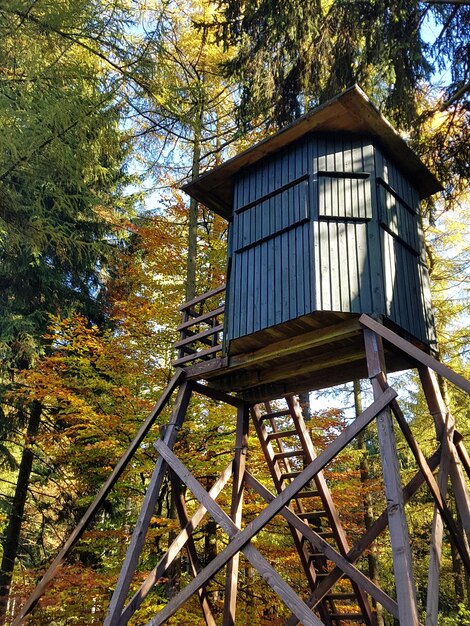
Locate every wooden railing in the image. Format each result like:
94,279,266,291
172,285,226,367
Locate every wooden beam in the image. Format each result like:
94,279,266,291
150,387,396,625
184,356,228,379
13,368,186,626
178,285,225,312
245,472,399,618
174,324,224,349
118,463,233,625
104,382,193,626
223,404,249,626
364,329,420,626
419,367,470,558
283,449,441,626
382,381,470,574
172,344,222,366
176,306,225,332
455,433,470,480
191,380,245,407
426,427,452,626
170,471,217,626
360,315,470,395
227,319,361,372
153,441,327,626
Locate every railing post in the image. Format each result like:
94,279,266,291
173,285,226,368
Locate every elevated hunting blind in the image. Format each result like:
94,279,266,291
185,85,440,352
16,87,470,626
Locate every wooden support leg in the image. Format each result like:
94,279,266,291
223,403,249,626
454,432,470,480
284,449,442,626
118,462,233,625
104,381,193,626
12,369,186,626
170,471,217,626
426,422,452,626
419,367,470,549
363,329,420,626
372,375,470,574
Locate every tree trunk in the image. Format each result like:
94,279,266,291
354,380,384,626
166,484,180,600
298,391,311,421
0,400,42,620
185,113,202,303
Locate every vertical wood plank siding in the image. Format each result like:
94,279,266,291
315,134,376,316
226,132,435,347
227,138,313,340
376,148,436,345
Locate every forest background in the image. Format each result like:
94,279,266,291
0,0,469,624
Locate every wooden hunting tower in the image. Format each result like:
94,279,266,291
17,87,470,626
185,85,439,353
175,85,443,399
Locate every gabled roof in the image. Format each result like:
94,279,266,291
183,85,442,219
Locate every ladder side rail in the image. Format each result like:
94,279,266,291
250,404,325,601
286,396,375,626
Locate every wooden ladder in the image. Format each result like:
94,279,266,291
251,395,376,626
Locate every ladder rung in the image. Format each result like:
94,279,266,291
296,490,320,499
273,450,305,460
266,429,298,441
317,531,334,538
280,471,302,481
327,593,357,600
298,510,328,520
260,409,291,421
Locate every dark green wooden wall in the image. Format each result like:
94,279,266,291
225,132,435,347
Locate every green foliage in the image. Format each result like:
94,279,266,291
439,604,470,626
218,0,431,128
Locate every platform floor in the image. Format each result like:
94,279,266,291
183,312,428,402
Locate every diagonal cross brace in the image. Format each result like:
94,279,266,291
118,461,234,625
153,440,326,626
13,369,186,626
245,472,399,618
104,382,193,626
149,387,396,626
283,448,442,626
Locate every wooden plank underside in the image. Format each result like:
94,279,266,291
225,319,362,372
182,317,422,400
